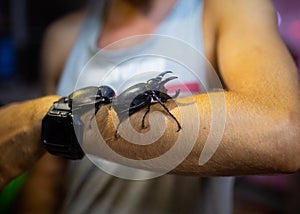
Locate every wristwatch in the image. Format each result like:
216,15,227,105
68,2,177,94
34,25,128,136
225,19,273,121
41,87,102,160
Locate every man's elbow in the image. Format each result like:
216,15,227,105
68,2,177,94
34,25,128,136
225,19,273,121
278,108,300,173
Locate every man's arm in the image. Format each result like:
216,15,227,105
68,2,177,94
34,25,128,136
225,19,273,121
0,96,60,190
91,0,300,175
1,0,299,189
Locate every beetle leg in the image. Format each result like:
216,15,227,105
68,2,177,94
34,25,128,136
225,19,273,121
152,94,182,132
171,89,180,98
115,123,120,138
142,102,151,129
115,117,124,138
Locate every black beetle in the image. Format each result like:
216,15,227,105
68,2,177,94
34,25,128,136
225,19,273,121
68,85,116,114
112,71,181,134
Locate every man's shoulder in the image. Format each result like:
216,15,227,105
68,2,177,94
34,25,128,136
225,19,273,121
204,0,275,18
44,9,87,45
40,9,88,94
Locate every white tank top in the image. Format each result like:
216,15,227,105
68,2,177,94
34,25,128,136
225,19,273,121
58,0,234,213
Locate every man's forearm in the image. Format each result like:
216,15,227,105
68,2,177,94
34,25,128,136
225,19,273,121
92,91,300,176
0,96,60,189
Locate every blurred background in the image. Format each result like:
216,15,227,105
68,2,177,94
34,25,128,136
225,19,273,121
0,0,85,105
0,0,299,213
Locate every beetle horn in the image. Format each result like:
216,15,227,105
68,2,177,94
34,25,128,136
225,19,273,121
156,71,173,80
158,71,173,78
151,71,173,83
147,71,173,84
147,78,157,84
159,76,178,87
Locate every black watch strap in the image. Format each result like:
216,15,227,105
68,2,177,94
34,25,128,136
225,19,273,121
41,97,85,160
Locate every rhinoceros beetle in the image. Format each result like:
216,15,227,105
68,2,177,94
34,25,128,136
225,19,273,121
112,71,181,134
68,85,116,114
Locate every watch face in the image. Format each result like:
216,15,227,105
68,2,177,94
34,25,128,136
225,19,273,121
42,115,71,145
